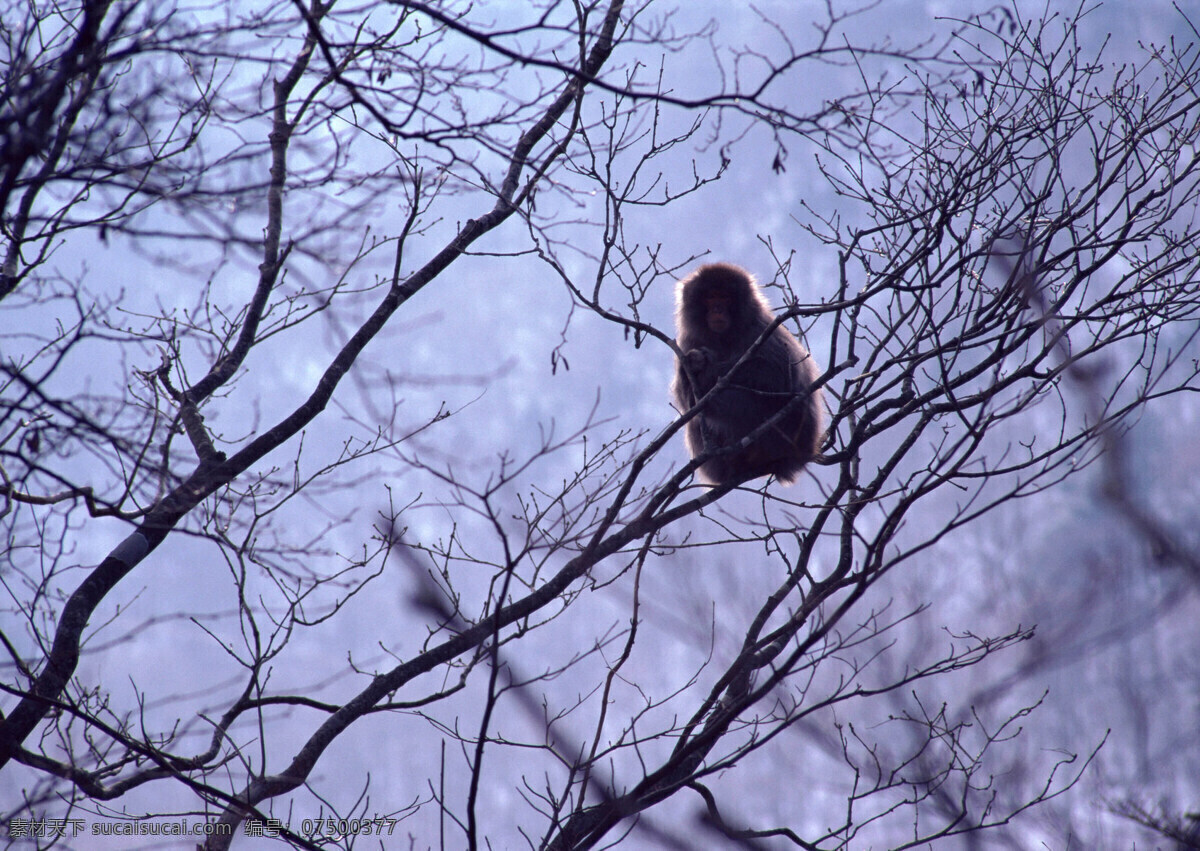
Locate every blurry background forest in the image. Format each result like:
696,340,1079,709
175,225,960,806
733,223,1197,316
2,0,1199,848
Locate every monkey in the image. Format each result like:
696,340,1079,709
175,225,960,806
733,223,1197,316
670,262,824,486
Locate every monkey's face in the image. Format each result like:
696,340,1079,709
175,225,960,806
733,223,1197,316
704,291,733,335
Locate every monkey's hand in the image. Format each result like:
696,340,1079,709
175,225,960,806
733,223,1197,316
682,347,713,373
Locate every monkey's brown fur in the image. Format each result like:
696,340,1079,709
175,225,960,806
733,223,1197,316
671,263,824,485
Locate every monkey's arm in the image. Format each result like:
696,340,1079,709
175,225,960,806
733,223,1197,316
674,347,718,408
